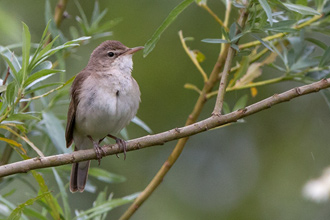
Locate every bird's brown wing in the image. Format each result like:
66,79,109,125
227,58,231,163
65,69,92,148
65,99,75,148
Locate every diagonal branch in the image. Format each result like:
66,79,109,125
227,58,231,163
120,5,248,220
212,8,249,115
1,78,329,178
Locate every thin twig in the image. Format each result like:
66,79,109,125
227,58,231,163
1,78,329,177
179,30,208,82
239,14,323,50
54,0,69,27
3,66,10,85
200,4,228,31
212,8,249,115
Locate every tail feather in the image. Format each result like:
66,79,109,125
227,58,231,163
70,161,90,193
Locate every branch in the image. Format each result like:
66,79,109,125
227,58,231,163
54,0,69,27
212,9,249,115
121,5,247,219
1,78,329,177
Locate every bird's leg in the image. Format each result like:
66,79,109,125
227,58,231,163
98,136,120,159
87,135,105,165
107,134,127,160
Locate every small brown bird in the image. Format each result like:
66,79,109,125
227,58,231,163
65,40,143,192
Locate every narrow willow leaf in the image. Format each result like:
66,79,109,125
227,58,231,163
30,171,62,219
24,69,63,88
21,22,31,82
30,61,52,75
8,192,51,220
5,81,16,106
233,94,249,111
0,85,7,93
1,50,19,82
52,168,71,220
5,113,40,122
25,82,62,95
30,20,51,67
74,0,90,29
321,89,330,110
21,75,75,102
282,3,320,15
306,37,327,50
91,0,101,25
250,33,274,52
73,192,140,220
0,137,22,147
319,47,330,67
143,0,194,57
89,168,126,183
258,0,273,26
42,111,69,153
131,116,153,134
201,38,228,44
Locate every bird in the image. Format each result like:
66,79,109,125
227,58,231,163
65,40,143,192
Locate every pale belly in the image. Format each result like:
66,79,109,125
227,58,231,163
74,74,140,140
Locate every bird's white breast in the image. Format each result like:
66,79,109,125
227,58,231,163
74,67,140,139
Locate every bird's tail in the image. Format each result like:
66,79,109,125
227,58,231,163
70,160,90,192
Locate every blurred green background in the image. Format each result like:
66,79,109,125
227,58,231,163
1,0,330,219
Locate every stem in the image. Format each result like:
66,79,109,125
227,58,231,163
239,14,323,50
1,78,330,177
179,31,208,82
201,4,228,31
54,0,69,27
212,9,249,115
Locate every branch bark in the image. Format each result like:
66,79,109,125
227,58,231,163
1,78,329,178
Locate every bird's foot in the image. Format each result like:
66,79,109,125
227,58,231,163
107,134,127,160
88,135,105,165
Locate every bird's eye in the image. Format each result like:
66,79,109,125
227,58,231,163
108,52,115,57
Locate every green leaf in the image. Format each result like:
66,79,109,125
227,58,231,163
319,46,330,67
0,85,7,93
131,116,153,134
24,69,63,88
91,0,101,25
233,94,249,111
5,81,16,107
30,170,62,219
24,82,63,95
321,89,330,110
250,33,274,52
30,61,52,75
229,22,237,40
89,168,126,183
73,192,140,220
5,113,40,122
52,168,71,220
258,0,273,26
22,208,48,220
21,22,31,83
8,192,51,220
143,0,194,57
222,102,230,114
1,48,20,82
74,0,90,29
264,20,297,32
282,3,320,15
201,38,228,44
306,37,327,50
42,111,69,153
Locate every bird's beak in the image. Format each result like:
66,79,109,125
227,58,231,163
123,46,144,55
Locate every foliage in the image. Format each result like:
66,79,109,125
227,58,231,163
1,0,330,219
